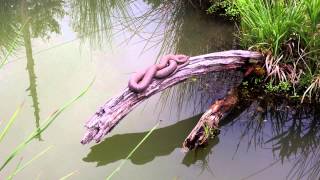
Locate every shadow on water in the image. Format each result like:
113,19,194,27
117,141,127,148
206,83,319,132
84,85,320,179
83,115,201,166
83,93,252,167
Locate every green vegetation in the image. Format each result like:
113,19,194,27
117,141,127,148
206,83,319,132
203,122,220,140
207,0,239,20
106,122,160,180
208,0,320,101
0,79,94,178
234,0,320,101
265,81,291,93
7,146,53,180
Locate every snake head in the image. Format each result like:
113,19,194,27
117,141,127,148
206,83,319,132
173,54,189,63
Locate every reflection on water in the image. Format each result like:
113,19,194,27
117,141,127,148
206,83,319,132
20,0,42,140
71,0,236,56
222,93,320,180
3,0,66,139
0,1,22,53
1,0,320,179
70,0,127,46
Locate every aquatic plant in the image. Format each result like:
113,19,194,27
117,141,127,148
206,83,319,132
235,0,305,56
0,79,94,178
235,0,320,100
207,0,239,20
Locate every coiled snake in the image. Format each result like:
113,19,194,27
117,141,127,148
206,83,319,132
128,54,189,93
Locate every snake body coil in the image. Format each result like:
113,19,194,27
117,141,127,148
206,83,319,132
128,54,189,93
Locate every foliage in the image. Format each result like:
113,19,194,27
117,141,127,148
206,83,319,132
234,0,320,100
265,81,291,93
203,122,220,140
207,0,239,20
0,104,23,144
235,0,306,56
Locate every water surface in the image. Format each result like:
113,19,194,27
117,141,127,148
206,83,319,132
0,1,318,180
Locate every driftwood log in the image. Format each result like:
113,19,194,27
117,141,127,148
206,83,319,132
182,88,239,151
81,50,263,144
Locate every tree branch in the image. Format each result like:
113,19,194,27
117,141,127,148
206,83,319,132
81,50,262,144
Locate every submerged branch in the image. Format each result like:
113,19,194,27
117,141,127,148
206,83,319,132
81,50,262,144
182,88,239,151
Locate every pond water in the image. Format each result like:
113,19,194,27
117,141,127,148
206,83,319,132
0,0,319,180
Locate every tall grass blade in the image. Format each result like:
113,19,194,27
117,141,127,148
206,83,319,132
59,170,78,180
106,121,160,180
7,146,53,180
0,78,95,171
0,103,24,143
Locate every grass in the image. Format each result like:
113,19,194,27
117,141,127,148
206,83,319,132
106,121,160,180
7,146,53,180
234,0,320,100
0,103,24,144
0,78,94,177
58,170,78,180
235,0,305,56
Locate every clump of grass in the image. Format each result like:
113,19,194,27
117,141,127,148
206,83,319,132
235,0,320,100
235,0,305,56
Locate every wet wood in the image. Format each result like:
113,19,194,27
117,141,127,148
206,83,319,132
81,50,262,144
182,88,239,151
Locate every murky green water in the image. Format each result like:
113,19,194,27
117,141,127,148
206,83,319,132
0,0,319,180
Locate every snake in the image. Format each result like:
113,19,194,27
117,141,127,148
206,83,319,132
128,54,190,93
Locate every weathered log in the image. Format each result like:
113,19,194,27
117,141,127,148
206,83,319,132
182,88,239,151
81,50,263,144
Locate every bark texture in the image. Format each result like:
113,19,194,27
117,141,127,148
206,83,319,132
182,88,239,151
81,50,262,144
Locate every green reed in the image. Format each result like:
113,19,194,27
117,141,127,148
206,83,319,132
0,78,94,177
106,121,160,180
235,0,320,99
235,0,305,56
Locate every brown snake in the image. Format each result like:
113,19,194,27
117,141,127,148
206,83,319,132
128,54,189,93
